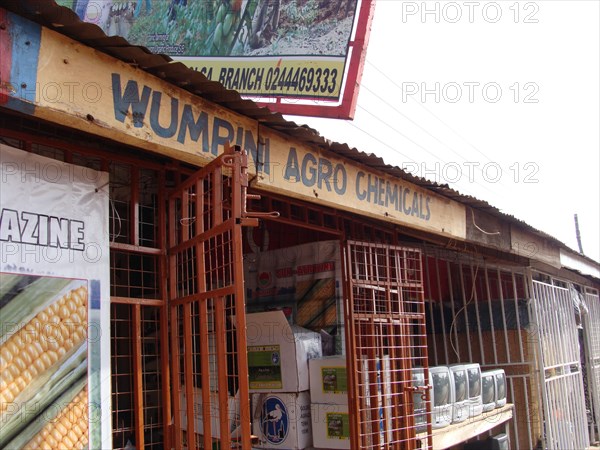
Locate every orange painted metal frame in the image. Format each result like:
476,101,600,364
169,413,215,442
168,144,253,449
256,0,376,119
343,241,433,450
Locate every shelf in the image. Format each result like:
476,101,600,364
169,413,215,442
418,404,514,450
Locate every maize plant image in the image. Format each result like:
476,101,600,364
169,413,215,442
61,0,358,57
0,274,89,450
125,0,271,56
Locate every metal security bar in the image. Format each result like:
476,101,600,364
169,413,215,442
111,303,135,449
423,249,538,450
583,289,600,443
110,303,166,450
343,241,431,450
530,280,589,450
168,145,253,450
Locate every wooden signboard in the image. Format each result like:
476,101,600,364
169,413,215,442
1,8,466,240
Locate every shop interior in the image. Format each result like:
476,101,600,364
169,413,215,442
3,114,591,450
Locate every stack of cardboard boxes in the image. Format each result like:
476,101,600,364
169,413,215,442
309,355,394,449
247,311,321,450
309,356,351,449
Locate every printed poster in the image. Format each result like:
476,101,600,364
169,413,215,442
60,0,368,109
0,145,111,449
245,239,344,353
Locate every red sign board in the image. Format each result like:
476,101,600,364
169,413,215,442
68,0,375,119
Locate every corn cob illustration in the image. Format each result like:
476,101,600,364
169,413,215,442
0,276,72,342
0,345,87,447
3,375,89,450
23,386,89,450
0,283,88,413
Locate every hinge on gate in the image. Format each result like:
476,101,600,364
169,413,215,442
237,217,259,227
224,141,279,226
241,193,279,226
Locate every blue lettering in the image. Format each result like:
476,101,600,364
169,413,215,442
111,73,150,128
411,192,420,217
177,104,209,151
211,118,234,156
246,132,270,175
356,172,367,201
367,175,378,203
385,183,399,209
403,188,412,215
378,178,385,206
318,158,332,191
235,126,244,147
424,197,431,221
149,91,178,138
301,153,317,186
333,164,346,195
419,194,426,219
284,148,300,182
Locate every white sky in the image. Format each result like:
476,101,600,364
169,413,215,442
286,0,600,263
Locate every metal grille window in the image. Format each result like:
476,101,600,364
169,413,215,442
423,249,537,450
105,160,170,450
531,280,590,450
140,306,165,449
343,241,431,449
111,251,160,299
111,303,135,449
30,142,65,160
139,168,160,248
584,288,600,442
111,303,167,450
110,162,133,245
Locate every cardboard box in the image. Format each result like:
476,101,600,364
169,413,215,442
252,391,312,449
179,387,239,440
309,355,393,448
309,356,348,405
246,311,322,392
312,403,351,449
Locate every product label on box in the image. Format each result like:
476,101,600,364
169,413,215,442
259,396,289,445
248,345,282,389
322,367,348,393
326,413,350,439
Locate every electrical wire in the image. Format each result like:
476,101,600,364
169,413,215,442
344,119,417,164
448,254,480,360
357,104,453,165
349,103,501,198
470,208,501,236
363,60,526,195
360,83,490,167
366,60,498,165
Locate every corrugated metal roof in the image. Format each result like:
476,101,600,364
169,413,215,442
3,0,598,269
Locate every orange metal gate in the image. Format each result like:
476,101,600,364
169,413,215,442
167,145,259,449
343,241,432,449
